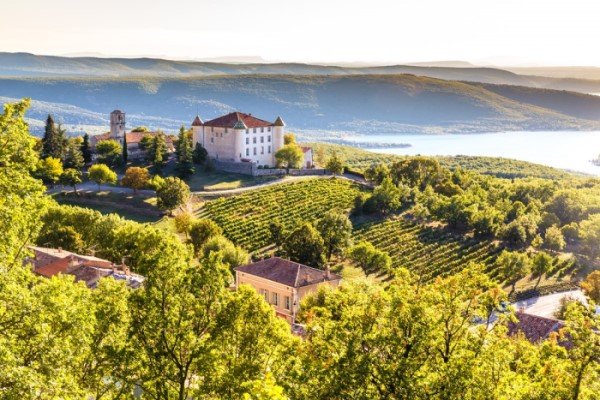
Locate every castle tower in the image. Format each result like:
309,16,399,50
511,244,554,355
233,119,248,162
191,115,204,146
110,110,126,139
273,116,286,154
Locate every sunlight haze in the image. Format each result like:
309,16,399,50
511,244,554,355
2,0,599,65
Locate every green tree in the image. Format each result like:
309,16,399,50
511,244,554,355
365,176,406,214
174,211,195,238
176,126,195,177
283,133,296,145
122,134,128,164
495,250,532,295
63,139,84,170
579,214,600,262
189,218,223,253
544,225,566,251
80,133,92,164
60,168,82,193
121,166,150,194
275,143,303,171
365,162,390,184
37,225,85,253
41,114,67,159
269,219,286,247
88,163,117,189
325,151,344,176
36,156,63,186
156,176,190,213
0,100,50,267
282,222,326,267
95,139,122,167
199,235,250,271
192,142,208,165
581,271,600,304
532,251,553,288
348,241,392,274
149,132,168,171
316,210,353,260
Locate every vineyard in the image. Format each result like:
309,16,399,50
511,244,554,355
355,217,503,281
196,177,367,251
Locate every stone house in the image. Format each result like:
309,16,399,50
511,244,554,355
234,257,341,324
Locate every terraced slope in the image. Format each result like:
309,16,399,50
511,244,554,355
196,178,367,251
355,217,502,281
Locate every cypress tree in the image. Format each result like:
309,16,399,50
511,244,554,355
64,140,84,170
41,115,56,158
81,133,92,164
122,134,128,165
176,126,194,177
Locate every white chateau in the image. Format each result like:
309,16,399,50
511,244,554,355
191,112,285,168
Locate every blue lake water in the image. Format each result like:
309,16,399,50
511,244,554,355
349,131,600,176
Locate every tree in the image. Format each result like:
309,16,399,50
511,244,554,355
122,134,128,164
199,235,250,271
176,126,194,177
80,133,92,164
0,99,50,267
532,251,553,288
63,139,84,170
269,219,286,247
282,222,326,267
348,241,392,274
174,212,195,238
121,167,150,194
275,144,303,171
495,250,531,295
325,152,344,176
148,132,168,171
316,211,353,260
283,133,296,145
193,142,208,165
95,139,122,167
156,176,190,212
189,219,223,253
36,156,63,186
131,126,149,132
581,271,600,304
579,214,600,262
41,114,66,159
60,168,82,193
37,225,85,253
544,225,566,251
365,177,406,214
365,163,390,184
546,190,587,225
88,163,117,189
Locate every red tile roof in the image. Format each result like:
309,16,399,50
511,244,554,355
508,312,564,343
203,112,274,129
91,131,173,145
235,257,341,288
35,257,74,277
191,115,203,126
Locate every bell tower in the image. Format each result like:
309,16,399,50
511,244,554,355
110,109,126,139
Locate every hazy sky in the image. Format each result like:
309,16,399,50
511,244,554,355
1,0,599,66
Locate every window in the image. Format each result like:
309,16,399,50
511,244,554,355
211,137,214,143
260,136,264,143
261,127,264,133
284,296,291,310
260,289,268,301
246,148,249,156
253,137,257,144
246,129,249,134
253,128,257,133
246,138,249,144
261,146,264,154
253,147,257,155
224,128,228,134
268,136,271,142
271,292,279,306
268,145,271,154
268,127,271,132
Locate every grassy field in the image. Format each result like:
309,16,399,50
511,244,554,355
52,191,163,223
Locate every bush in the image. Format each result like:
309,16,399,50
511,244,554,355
189,219,222,253
156,177,190,212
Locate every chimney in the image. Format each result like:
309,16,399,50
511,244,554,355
58,247,63,253
66,255,79,273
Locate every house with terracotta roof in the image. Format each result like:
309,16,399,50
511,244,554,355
27,246,144,289
507,311,564,343
91,110,174,159
234,257,341,323
190,112,286,167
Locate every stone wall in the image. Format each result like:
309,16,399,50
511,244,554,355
213,159,255,175
213,158,330,177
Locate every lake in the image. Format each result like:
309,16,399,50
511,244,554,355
349,131,600,175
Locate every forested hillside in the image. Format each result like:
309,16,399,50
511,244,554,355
2,74,599,136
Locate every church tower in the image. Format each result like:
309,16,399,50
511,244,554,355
110,110,126,139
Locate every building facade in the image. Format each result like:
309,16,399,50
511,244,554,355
234,257,341,324
191,112,285,167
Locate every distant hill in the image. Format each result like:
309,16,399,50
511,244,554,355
2,53,600,95
1,74,598,136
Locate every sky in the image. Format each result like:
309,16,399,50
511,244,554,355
1,0,599,66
